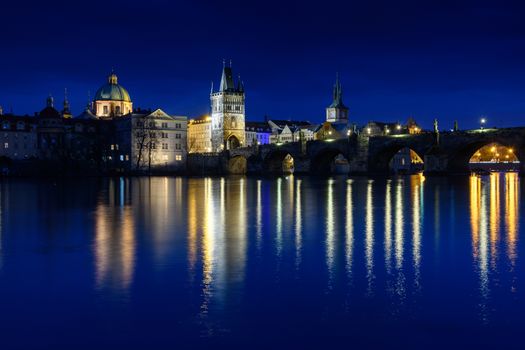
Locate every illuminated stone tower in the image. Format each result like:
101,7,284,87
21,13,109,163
326,74,349,123
210,61,245,151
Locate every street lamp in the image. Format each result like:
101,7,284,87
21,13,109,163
480,118,486,130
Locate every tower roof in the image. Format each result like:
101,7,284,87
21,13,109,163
220,65,235,92
328,74,347,109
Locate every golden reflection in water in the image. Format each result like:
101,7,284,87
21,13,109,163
295,179,302,269
200,178,216,316
394,179,405,298
365,180,375,295
384,180,393,275
94,203,136,291
345,180,354,281
470,175,489,317
489,174,500,268
187,180,198,272
505,173,519,271
470,175,481,259
326,179,335,287
411,175,422,292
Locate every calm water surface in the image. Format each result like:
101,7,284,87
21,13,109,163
0,174,523,349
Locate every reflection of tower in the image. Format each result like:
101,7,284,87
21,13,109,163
210,61,245,151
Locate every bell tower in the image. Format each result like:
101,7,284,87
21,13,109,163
210,61,245,151
326,74,349,123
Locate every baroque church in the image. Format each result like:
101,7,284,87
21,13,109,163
210,62,245,151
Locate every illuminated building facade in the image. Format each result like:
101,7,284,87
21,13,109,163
210,63,245,151
114,109,187,172
187,115,212,153
244,122,271,146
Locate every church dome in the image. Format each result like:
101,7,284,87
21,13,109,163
94,73,131,102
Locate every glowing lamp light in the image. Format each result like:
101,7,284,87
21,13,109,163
367,127,371,134
509,148,514,153
386,129,390,133
396,125,401,130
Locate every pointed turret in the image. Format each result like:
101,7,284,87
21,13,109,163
237,75,244,92
62,88,72,118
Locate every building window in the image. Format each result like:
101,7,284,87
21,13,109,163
163,154,169,161
175,143,181,150
103,106,108,115
175,133,181,139
116,106,121,115
162,122,168,128
120,155,124,161
4,142,7,149
162,143,168,149
2,122,9,130
110,144,115,150
176,155,182,161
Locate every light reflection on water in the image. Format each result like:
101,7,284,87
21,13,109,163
0,174,523,347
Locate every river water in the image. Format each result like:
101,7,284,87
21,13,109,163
0,174,523,349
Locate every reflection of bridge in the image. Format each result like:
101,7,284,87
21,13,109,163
191,127,525,175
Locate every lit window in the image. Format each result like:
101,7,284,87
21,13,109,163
120,155,124,161
4,142,8,149
163,154,168,161
175,155,182,161
103,106,108,114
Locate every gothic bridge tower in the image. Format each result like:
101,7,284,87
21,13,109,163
210,61,245,151
326,74,349,123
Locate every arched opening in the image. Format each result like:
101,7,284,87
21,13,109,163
228,156,247,174
227,136,240,150
469,142,520,173
389,147,424,174
310,148,349,174
264,151,294,174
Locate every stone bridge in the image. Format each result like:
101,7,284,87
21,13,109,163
206,127,525,175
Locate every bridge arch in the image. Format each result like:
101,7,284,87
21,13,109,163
448,138,522,173
263,150,294,174
369,143,427,174
227,135,240,150
310,148,349,174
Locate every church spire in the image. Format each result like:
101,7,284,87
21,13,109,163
329,73,346,109
63,88,71,114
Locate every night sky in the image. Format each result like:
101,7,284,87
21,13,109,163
2,0,525,129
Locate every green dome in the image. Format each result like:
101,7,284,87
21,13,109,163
94,73,131,102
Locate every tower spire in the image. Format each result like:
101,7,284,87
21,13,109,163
219,60,235,91
63,88,70,113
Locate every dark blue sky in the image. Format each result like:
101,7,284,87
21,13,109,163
1,0,525,129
